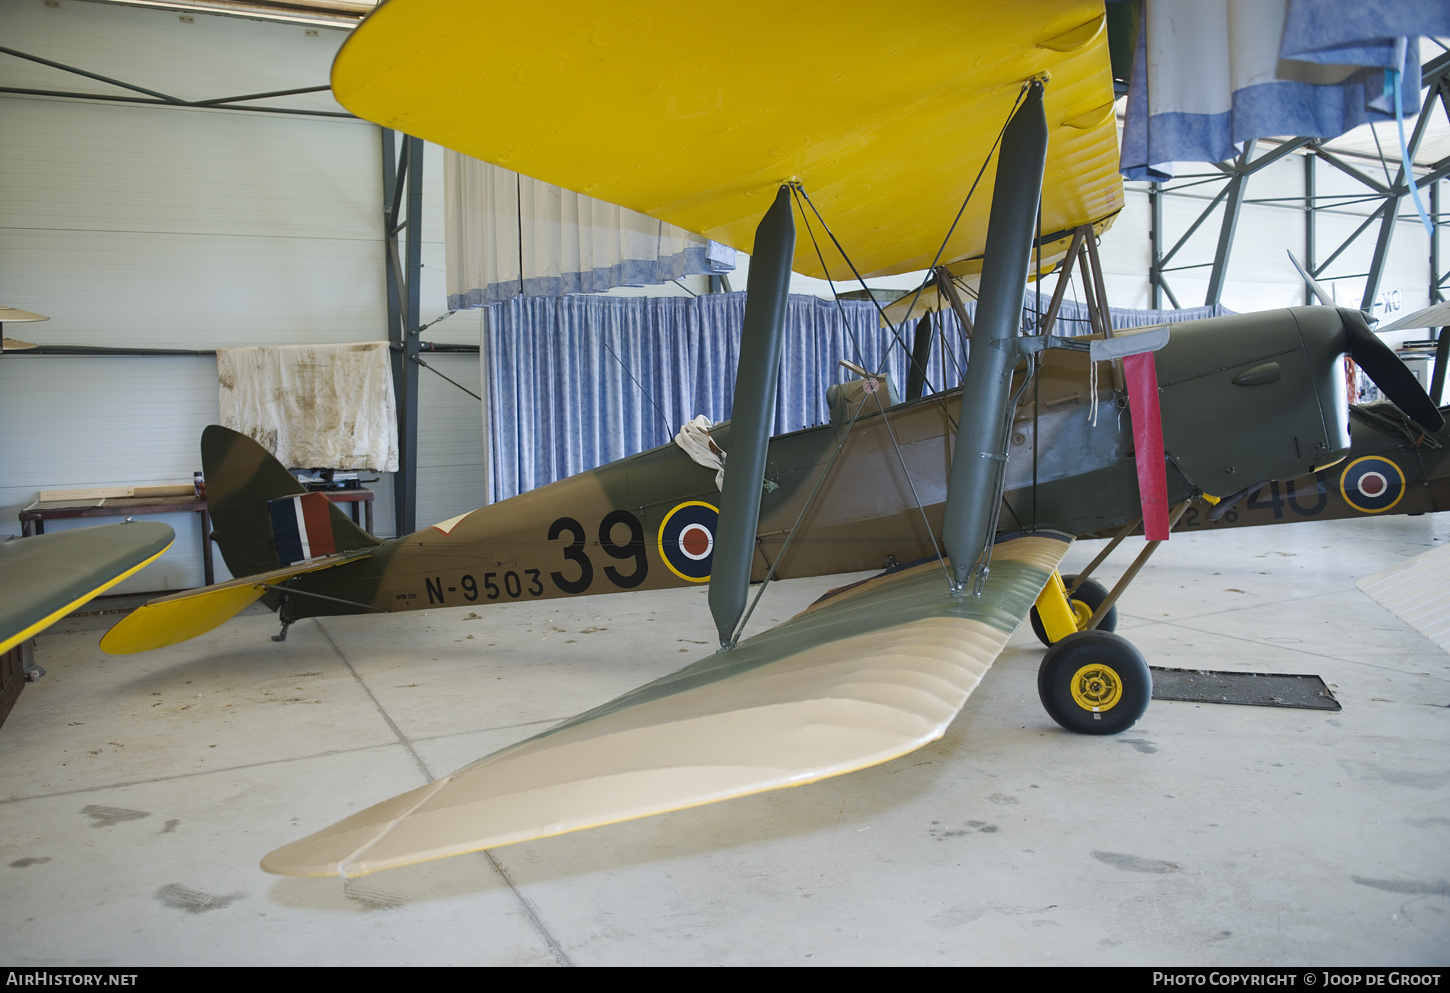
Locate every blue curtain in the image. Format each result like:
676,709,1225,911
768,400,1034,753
487,293,885,500
486,292,1230,501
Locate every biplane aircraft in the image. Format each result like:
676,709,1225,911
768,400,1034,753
95,0,1445,877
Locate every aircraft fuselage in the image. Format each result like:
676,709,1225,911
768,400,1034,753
285,306,1367,619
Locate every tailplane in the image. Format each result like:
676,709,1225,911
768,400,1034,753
100,547,374,654
98,426,383,654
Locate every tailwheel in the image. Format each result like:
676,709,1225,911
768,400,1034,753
1029,575,1116,647
1037,630,1150,735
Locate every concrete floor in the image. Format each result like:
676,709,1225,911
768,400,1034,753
1,514,1447,966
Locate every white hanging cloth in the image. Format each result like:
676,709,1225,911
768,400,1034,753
216,342,399,472
444,150,735,308
673,414,726,492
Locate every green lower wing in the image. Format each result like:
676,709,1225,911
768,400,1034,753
0,522,175,656
262,532,1071,877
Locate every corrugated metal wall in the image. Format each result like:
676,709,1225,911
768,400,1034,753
0,0,486,593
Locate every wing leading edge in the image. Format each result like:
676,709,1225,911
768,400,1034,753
261,531,1072,877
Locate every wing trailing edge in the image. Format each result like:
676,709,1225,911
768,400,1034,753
261,531,1072,877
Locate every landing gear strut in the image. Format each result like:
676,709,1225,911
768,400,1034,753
1029,575,1116,646
272,592,294,643
1029,500,1194,733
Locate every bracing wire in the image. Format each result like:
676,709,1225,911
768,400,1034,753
874,81,1032,350
789,185,871,372
733,84,1038,618
602,337,674,440
789,78,1030,400
861,386,959,590
789,185,959,432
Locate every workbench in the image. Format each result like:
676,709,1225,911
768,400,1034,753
18,489,374,587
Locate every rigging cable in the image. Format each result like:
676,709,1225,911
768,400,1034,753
859,80,1032,363
601,337,674,441
735,84,1043,615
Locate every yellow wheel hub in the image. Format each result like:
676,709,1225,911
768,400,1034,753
1070,663,1122,712
1069,598,1094,629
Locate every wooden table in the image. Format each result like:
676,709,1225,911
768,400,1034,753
19,489,374,587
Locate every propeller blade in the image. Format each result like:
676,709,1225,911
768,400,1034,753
1374,301,1450,335
1340,308,1445,431
1288,252,1336,308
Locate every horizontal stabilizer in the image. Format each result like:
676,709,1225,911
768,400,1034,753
0,522,174,656
100,548,374,655
261,532,1071,877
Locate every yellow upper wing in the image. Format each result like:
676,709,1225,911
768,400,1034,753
262,532,1071,877
331,0,1123,280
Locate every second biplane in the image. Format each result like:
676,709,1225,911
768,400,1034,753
97,0,1444,876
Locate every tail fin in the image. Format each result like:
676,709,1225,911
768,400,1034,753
202,425,380,580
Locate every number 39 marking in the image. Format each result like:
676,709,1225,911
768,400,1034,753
547,511,648,594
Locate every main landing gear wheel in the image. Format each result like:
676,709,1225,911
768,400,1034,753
1029,576,1116,647
1037,630,1150,735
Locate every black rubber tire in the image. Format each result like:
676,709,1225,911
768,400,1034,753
1037,630,1151,735
1029,576,1117,647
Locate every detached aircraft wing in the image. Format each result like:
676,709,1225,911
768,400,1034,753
266,533,1070,876
331,0,1124,280
0,522,174,656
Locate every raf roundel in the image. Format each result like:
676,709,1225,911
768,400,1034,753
658,501,719,583
1339,455,1406,514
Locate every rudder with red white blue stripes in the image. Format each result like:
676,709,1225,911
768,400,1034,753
267,492,338,566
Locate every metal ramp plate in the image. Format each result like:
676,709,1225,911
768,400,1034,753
1150,667,1341,711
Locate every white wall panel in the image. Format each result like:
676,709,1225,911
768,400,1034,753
0,354,224,592
0,0,413,592
0,0,349,115
1098,186,1153,309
